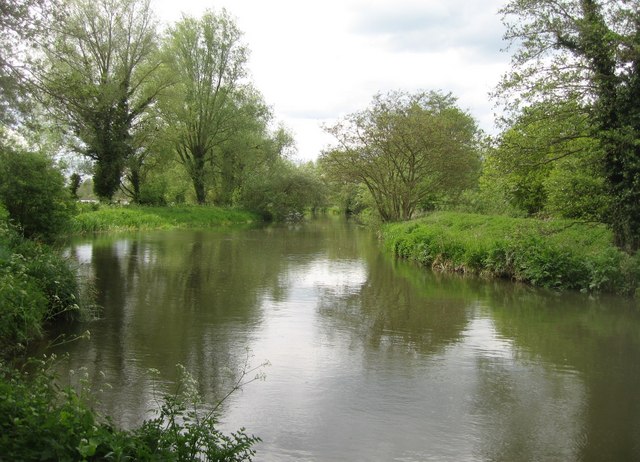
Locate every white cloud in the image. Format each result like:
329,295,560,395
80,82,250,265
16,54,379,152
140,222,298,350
151,0,511,161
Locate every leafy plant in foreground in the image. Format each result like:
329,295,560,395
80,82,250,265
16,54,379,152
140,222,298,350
0,354,267,461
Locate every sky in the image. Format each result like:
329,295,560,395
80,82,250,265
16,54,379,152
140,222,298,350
152,0,512,162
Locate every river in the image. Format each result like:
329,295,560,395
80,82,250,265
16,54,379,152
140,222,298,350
51,217,640,461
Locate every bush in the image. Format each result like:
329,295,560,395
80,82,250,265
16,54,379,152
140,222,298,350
138,177,169,206
0,360,260,461
239,161,326,221
0,267,48,354
0,218,81,356
0,145,74,242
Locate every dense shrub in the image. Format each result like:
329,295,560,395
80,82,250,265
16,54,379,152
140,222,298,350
0,216,81,356
138,177,169,206
0,145,74,242
383,212,640,296
239,161,326,221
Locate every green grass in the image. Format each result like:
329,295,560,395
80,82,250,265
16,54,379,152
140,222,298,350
382,211,640,296
70,205,259,234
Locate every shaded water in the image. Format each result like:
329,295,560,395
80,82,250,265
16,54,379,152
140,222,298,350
52,218,640,461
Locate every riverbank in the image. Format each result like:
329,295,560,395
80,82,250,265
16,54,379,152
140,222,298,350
382,212,640,296
0,209,261,460
70,204,259,234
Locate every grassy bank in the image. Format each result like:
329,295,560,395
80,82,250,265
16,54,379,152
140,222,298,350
382,212,640,296
70,205,259,234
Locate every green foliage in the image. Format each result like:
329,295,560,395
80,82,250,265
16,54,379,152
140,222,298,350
160,8,257,205
0,0,49,124
0,219,81,356
40,0,164,201
0,360,259,461
239,160,327,221
383,212,639,295
0,266,48,356
497,0,640,250
71,205,258,233
544,154,610,220
0,144,74,242
484,101,608,219
322,90,481,222
68,173,82,199
137,176,169,206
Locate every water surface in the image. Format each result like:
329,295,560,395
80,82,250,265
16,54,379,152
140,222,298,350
54,218,640,461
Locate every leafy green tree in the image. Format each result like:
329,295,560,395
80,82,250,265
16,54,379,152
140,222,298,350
212,94,277,207
485,101,608,218
239,159,326,221
0,142,74,241
68,172,81,198
498,0,640,251
321,90,480,222
37,0,165,201
160,9,256,205
120,107,172,204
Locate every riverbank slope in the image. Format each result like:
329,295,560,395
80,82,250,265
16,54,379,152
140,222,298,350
382,212,639,296
70,204,259,234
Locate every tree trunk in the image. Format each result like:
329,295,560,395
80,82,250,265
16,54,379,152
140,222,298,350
190,148,208,205
130,168,141,204
194,178,206,205
604,139,640,252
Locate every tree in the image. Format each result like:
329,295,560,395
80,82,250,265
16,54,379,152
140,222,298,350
497,0,640,251
239,159,326,221
486,100,608,218
68,172,81,198
0,142,74,241
160,9,253,205
321,90,480,222
37,0,164,201
120,105,170,204
212,93,276,207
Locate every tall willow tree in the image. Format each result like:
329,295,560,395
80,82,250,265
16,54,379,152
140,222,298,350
498,0,640,251
160,9,251,204
38,0,163,201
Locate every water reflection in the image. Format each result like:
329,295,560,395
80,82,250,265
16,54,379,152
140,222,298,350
51,218,640,461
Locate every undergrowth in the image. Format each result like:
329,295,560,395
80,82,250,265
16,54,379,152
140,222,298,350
382,212,640,295
0,218,84,357
0,357,263,461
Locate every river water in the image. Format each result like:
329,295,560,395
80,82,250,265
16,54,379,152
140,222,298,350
52,217,640,461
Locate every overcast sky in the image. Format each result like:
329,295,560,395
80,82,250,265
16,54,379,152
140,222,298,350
152,0,511,161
